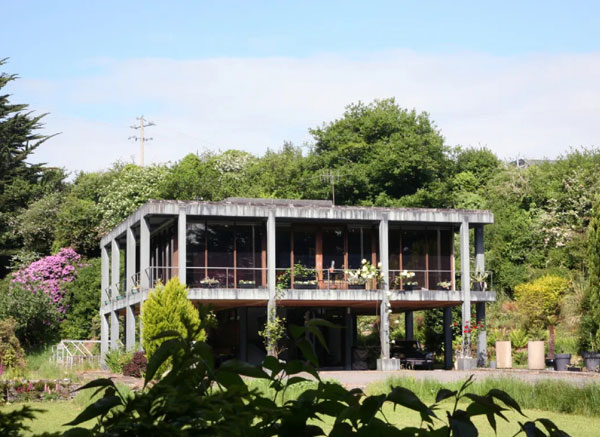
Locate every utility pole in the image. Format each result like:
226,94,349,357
320,169,340,205
129,116,155,166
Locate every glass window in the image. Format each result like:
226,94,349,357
402,230,427,289
207,223,234,287
187,220,206,286
276,228,291,269
322,228,345,271
294,229,316,268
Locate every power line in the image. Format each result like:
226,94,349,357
128,115,155,166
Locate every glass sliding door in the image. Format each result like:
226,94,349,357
186,220,206,287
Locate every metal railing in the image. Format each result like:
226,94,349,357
276,267,383,290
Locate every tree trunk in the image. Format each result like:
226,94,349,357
548,325,555,359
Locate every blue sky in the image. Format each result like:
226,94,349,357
3,1,600,172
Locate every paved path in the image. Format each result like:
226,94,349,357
319,368,600,390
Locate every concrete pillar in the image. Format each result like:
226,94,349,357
100,312,109,363
405,311,414,340
266,211,277,328
110,310,119,350
140,216,151,290
139,303,144,350
443,307,453,369
126,227,136,292
178,208,187,284
126,305,136,351
239,307,248,361
378,214,390,360
474,225,486,366
111,239,120,299
345,307,353,370
476,303,486,367
101,244,110,303
460,219,471,352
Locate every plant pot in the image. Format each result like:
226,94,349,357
583,351,600,372
527,341,545,370
348,284,366,290
554,353,571,371
294,283,317,290
457,357,477,370
489,360,497,369
404,284,418,291
200,282,219,289
496,341,512,369
238,283,256,289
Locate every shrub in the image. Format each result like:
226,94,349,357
141,278,205,375
0,318,25,370
514,274,569,357
509,328,529,349
104,348,132,374
123,351,147,378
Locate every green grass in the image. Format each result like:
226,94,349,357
367,376,600,417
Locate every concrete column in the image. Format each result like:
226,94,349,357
266,211,277,327
140,216,151,290
460,219,471,351
474,225,486,366
239,307,248,361
345,307,353,370
378,214,390,361
476,303,487,367
405,311,414,340
126,227,136,292
110,310,119,350
111,239,120,299
126,305,136,351
139,303,144,350
100,312,109,363
443,307,453,369
101,244,110,304
178,208,187,284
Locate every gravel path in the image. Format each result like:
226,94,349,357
319,368,600,390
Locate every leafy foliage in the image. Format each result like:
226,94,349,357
53,316,570,436
579,198,600,352
0,318,25,369
122,351,147,378
60,258,101,340
104,348,133,374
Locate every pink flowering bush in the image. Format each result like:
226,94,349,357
11,248,83,314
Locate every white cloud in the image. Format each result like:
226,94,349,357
13,50,600,172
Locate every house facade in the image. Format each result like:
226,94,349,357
99,198,495,370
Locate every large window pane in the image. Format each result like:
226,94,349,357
207,224,234,287
402,230,427,289
186,220,206,286
322,228,345,271
294,230,315,268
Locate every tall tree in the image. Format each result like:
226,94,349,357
0,59,59,276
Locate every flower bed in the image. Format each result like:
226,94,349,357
0,379,79,403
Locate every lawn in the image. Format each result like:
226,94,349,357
1,399,595,436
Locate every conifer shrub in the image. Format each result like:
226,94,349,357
0,318,25,371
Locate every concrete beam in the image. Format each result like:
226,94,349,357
100,312,109,363
110,310,119,350
405,311,414,340
100,200,494,246
266,210,277,339
444,307,453,369
101,244,109,304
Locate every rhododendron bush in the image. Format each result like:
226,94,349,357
0,248,84,347
11,248,82,314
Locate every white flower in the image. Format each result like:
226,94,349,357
391,340,396,344
361,259,367,265
377,262,382,268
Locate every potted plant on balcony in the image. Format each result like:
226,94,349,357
470,269,489,291
393,270,417,290
292,264,318,289
437,281,452,291
238,279,256,289
345,259,382,290
199,277,219,288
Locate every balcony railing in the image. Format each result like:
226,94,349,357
114,267,494,294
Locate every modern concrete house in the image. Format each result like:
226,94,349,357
99,198,495,370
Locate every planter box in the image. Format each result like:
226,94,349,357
199,283,219,289
496,341,512,369
457,357,477,370
238,283,256,289
554,353,571,371
404,285,418,291
583,351,600,372
348,284,366,290
527,341,545,370
294,283,317,290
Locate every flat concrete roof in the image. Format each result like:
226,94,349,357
101,198,494,246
